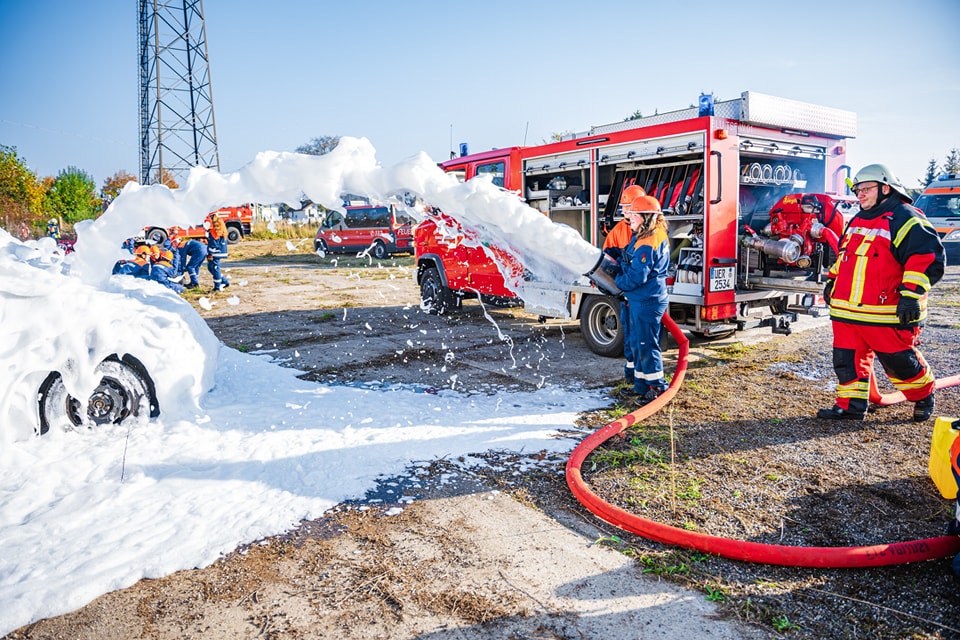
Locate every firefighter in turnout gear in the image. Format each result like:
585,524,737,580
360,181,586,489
603,183,646,390
818,163,945,422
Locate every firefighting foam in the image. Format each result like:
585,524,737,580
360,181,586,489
0,138,617,635
68,137,602,294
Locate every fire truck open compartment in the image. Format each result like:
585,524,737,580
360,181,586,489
416,91,858,354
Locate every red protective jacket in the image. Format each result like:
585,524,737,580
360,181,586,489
827,197,944,326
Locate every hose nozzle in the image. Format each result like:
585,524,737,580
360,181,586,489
584,251,623,297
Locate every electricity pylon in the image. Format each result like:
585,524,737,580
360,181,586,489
138,0,220,186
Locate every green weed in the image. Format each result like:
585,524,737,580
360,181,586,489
772,615,801,632
705,584,727,602
639,554,690,576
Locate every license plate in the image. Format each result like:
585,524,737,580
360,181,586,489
710,266,735,292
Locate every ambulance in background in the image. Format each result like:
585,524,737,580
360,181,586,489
914,173,960,263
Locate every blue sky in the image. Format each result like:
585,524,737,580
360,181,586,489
1,0,958,189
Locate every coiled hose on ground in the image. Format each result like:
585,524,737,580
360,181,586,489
567,234,960,567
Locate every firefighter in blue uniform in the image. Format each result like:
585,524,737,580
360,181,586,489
613,195,671,406
205,213,230,292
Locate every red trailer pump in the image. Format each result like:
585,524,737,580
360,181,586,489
414,91,858,356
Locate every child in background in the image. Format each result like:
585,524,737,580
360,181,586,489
205,213,230,292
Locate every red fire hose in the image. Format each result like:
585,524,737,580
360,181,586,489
566,309,960,568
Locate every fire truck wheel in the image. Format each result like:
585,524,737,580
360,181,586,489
420,267,454,315
226,226,242,244
146,227,168,245
37,355,158,436
580,295,624,358
371,241,388,260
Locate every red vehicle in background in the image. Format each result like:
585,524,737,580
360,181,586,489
314,203,414,259
415,91,858,356
145,204,254,245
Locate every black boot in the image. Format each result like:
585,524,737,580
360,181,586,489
913,393,935,422
633,387,664,408
816,406,865,421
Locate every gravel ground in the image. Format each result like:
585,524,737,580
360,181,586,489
575,267,960,639
6,240,959,640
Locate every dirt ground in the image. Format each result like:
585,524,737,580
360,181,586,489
7,239,960,640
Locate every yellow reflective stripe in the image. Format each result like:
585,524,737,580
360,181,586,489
887,369,935,386
892,216,920,247
849,254,870,302
830,309,928,324
893,379,935,391
902,271,930,291
830,309,911,325
847,226,891,242
837,380,869,398
831,299,898,314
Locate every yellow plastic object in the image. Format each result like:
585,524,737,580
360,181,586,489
929,416,960,499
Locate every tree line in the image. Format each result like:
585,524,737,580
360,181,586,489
1,144,180,241
921,148,960,188
2,136,341,242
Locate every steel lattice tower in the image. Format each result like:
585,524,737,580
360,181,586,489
138,0,220,186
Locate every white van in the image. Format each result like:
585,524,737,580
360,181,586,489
914,173,960,263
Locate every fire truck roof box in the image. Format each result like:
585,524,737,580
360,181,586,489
586,91,857,140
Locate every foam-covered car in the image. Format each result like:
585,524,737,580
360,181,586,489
0,230,219,442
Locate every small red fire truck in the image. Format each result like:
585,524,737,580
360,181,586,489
414,91,858,356
144,204,254,246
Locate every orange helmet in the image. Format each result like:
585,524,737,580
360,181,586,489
626,195,662,214
619,184,646,205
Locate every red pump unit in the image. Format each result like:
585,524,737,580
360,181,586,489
742,193,853,268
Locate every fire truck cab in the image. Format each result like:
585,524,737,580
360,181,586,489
415,92,858,356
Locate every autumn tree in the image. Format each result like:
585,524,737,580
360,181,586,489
153,168,179,190
102,170,138,200
296,135,340,156
44,166,100,224
0,145,46,237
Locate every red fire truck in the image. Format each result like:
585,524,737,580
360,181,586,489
144,204,254,245
414,91,858,356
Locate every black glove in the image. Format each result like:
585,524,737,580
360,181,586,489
601,260,620,277
896,295,922,325
822,280,834,305
603,247,622,261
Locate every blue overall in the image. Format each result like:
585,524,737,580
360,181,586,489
178,239,208,287
206,233,230,290
613,228,671,396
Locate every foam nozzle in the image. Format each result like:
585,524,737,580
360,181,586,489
584,251,622,297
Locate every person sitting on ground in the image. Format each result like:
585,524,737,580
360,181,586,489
112,235,153,277
147,238,184,293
